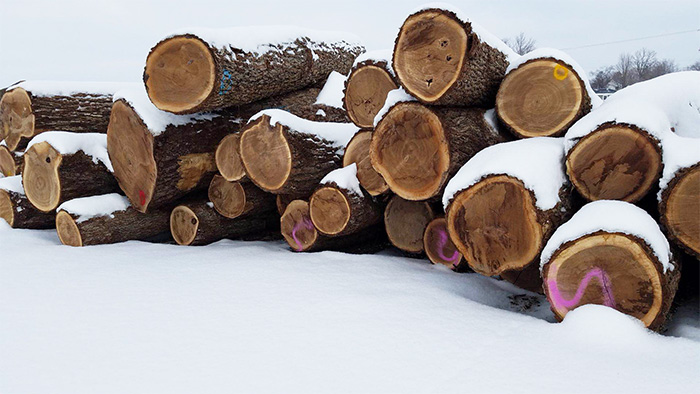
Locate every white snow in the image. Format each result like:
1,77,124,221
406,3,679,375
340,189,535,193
5,80,138,97
314,71,346,109
57,193,130,223
315,109,326,117
0,227,698,393
352,49,395,76
659,132,700,196
0,175,24,195
507,48,602,108
373,87,417,127
320,163,363,196
540,200,673,272
483,108,500,134
25,131,114,172
443,137,567,211
249,109,358,153
113,87,221,136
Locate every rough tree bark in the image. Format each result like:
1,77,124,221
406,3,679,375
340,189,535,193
0,176,55,229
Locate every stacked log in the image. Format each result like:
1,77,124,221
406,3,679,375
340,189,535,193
208,175,276,219
384,195,436,254
343,130,389,196
343,50,398,128
0,143,22,176
307,71,352,123
422,217,466,270
540,200,679,331
0,175,55,229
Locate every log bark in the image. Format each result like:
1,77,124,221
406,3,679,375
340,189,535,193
280,199,386,253
423,217,468,270
496,57,593,138
659,163,700,258
143,28,364,114
343,56,398,128
0,144,22,176
343,130,389,196
0,176,55,229
371,102,507,200
392,7,510,106
384,195,436,254
208,175,276,219
170,198,279,246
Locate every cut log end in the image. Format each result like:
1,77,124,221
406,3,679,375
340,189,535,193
393,10,468,103
309,187,351,235
543,232,670,330
343,130,388,196
0,190,14,226
384,196,435,253
23,141,63,212
208,175,247,219
144,35,216,113
107,100,157,213
371,102,449,200
497,59,585,138
567,125,662,202
344,65,398,128
662,165,700,256
215,133,246,182
170,205,200,246
446,175,543,276
239,115,292,192
56,210,83,247
423,217,463,268
0,87,35,151
0,146,17,176
280,200,318,252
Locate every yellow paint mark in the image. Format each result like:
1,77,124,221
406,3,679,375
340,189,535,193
553,64,569,80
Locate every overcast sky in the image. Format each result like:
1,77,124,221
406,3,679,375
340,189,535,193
1,0,698,87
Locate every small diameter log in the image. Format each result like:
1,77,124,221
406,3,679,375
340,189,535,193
343,50,398,128
0,144,22,176
309,164,382,237
276,194,304,216
496,53,596,138
281,199,386,253
423,217,466,270
239,109,358,195
371,102,506,200
143,27,364,114
0,175,55,229
0,81,132,151
541,201,680,331
384,195,436,254
208,174,276,219
56,193,171,247
392,6,512,106
170,199,279,246
22,132,118,213
343,130,388,196
659,155,700,258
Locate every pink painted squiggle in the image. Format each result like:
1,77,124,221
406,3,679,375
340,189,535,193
291,218,314,251
436,229,460,266
548,267,616,309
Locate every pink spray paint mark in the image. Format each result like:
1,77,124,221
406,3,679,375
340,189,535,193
291,218,314,251
436,229,461,266
548,267,616,309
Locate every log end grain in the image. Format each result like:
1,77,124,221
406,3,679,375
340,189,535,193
239,115,292,192
423,217,464,268
344,65,398,128
22,141,63,212
0,145,18,176
661,165,700,256
384,195,435,254
280,199,318,252
0,190,13,226
343,130,388,196
56,210,83,247
215,133,246,182
170,205,200,246
309,186,351,236
0,87,35,151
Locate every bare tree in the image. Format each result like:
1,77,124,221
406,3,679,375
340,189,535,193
632,48,658,81
650,59,678,78
613,53,636,88
503,32,536,55
687,61,700,71
590,66,615,91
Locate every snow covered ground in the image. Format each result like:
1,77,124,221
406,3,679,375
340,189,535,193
1,222,698,393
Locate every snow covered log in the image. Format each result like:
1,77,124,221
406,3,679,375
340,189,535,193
22,132,118,213
0,175,55,229
371,100,506,201
0,81,133,151
0,143,22,176
658,134,700,258
343,50,399,128
309,164,382,237
280,199,385,253
343,130,388,196
143,27,364,114
55,194,171,247
239,109,358,195
392,5,514,106
496,49,600,138
540,200,680,331
208,175,276,219
565,71,700,202
170,198,279,246
422,217,466,270
443,138,573,282
384,195,436,254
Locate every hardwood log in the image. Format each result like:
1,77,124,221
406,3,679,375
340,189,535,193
208,174,276,219
343,130,388,196
0,175,55,229
22,132,118,213
422,217,467,270
306,71,351,124
56,193,171,247
371,101,506,200
239,109,358,195
384,195,436,254
392,6,513,106
0,143,22,176
143,27,364,114
343,50,398,128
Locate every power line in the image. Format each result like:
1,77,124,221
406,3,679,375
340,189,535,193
561,28,699,50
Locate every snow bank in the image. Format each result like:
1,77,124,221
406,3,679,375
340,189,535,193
507,48,602,108
540,200,672,272
0,175,24,195
113,88,221,136
659,133,700,196
57,193,130,223
373,87,417,127
5,80,138,97
442,137,567,211
314,71,346,109
320,163,363,196
352,49,395,76
25,131,113,172
249,109,358,153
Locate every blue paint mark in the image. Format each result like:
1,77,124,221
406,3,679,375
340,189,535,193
219,69,233,96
